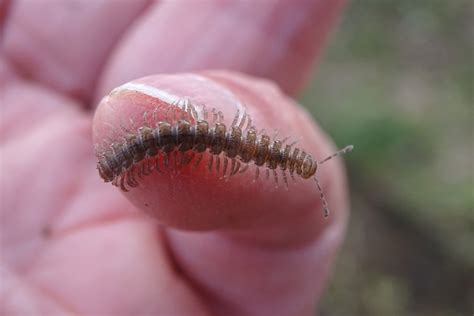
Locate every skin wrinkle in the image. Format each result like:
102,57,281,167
19,279,79,315
0,265,76,315
165,218,345,316
0,114,91,272
158,226,213,316
25,220,211,315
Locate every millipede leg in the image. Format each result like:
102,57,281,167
125,172,133,188
110,144,121,160
173,107,180,124
155,157,163,174
280,135,290,144
208,155,214,173
272,129,280,141
164,153,170,169
94,142,104,155
129,166,139,185
194,153,203,169
229,159,237,176
119,175,129,192
174,151,179,168
183,99,190,117
217,111,224,123
222,157,229,179
265,168,270,180
203,105,208,120
173,151,181,171
254,166,260,182
272,169,279,188
211,108,218,124
180,99,190,120
288,138,301,147
179,151,186,167
180,98,188,112
240,163,249,174
142,111,150,127
245,114,252,131
231,109,240,127
148,159,155,172
192,105,199,121
125,170,135,188
290,171,296,182
239,110,249,129
136,164,143,179
151,107,159,125
238,111,246,129
168,104,177,123
215,155,221,175
142,161,152,175
188,101,199,120
282,170,289,190
234,160,242,175
180,104,186,120
182,151,195,166
164,106,173,123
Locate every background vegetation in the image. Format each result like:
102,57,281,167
300,1,473,315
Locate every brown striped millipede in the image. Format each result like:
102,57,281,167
95,83,353,218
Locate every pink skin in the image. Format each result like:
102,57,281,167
1,1,348,315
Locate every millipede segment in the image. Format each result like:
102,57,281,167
95,98,353,217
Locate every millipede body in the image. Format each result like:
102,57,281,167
96,96,353,217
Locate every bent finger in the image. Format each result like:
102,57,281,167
97,0,346,99
2,0,150,103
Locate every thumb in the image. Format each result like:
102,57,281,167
92,71,350,315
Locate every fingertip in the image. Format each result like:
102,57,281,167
92,72,349,244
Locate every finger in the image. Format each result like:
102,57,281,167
2,0,150,103
0,75,81,143
93,72,349,314
96,0,346,99
0,77,210,314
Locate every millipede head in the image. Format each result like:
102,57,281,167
300,154,318,179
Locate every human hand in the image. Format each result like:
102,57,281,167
1,1,348,315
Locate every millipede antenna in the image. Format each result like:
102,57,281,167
319,145,354,165
314,176,330,217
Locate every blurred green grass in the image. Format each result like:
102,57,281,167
299,1,473,315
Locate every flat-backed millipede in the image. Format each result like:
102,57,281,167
95,94,353,217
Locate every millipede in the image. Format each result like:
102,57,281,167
95,85,353,217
